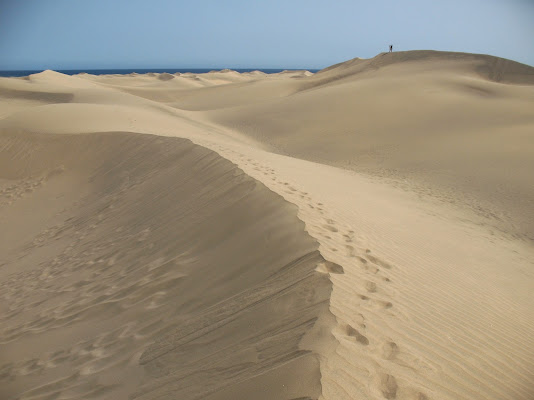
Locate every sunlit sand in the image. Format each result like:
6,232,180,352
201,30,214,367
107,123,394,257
1,50,533,399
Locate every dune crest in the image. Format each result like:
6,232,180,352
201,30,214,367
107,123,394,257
314,50,534,86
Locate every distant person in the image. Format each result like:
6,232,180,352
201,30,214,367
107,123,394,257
389,44,393,53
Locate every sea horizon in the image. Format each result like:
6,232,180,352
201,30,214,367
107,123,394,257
0,67,320,77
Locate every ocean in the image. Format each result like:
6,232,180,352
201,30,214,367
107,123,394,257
0,68,319,77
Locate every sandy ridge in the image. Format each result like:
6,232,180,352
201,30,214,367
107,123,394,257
0,131,341,400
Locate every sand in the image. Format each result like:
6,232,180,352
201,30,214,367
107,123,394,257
0,50,533,400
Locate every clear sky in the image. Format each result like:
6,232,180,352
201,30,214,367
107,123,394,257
1,0,533,70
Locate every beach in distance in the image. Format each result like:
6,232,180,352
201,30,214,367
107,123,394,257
1,50,534,400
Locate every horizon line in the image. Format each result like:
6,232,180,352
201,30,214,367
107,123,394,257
0,66,322,71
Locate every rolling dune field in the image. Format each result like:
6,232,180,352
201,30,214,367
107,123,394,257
1,51,533,399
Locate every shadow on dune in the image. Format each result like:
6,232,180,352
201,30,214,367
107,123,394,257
0,131,338,400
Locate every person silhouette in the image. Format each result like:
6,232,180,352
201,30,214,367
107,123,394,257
389,44,393,53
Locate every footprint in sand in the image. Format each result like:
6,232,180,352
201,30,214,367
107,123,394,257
366,254,393,270
365,280,378,293
382,341,399,360
376,300,393,309
377,373,398,399
316,261,344,274
358,294,393,310
357,257,379,274
323,224,338,233
354,313,366,328
345,324,369,345
415,392,429,400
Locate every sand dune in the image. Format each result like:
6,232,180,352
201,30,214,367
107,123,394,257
309,50,534,88
0,132,337,400
1,51,533,400
206,52,534,240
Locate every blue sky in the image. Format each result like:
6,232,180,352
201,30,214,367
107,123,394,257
1,0,533,70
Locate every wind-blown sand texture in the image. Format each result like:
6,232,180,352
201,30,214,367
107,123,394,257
1,50,533,400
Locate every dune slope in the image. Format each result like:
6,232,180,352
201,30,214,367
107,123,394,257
0,132,336,400
205,51,534,240
310,50,534,87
